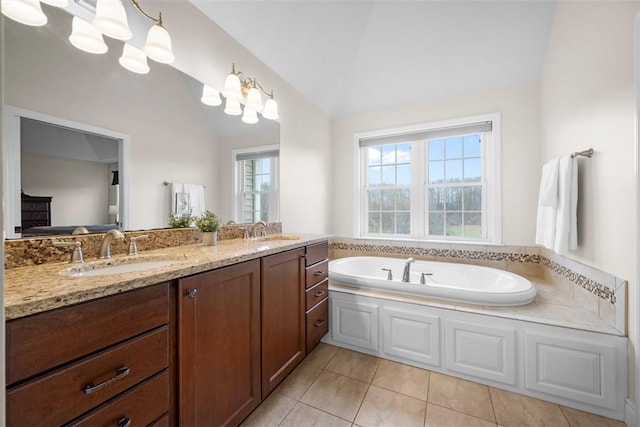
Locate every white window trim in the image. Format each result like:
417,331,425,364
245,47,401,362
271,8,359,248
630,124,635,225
231,144,280,223
353,113,502,244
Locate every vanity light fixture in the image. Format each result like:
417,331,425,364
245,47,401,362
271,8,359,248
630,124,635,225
68,16,108,54
1,0,48,26
218,63,279,123
119,43,150,74
201,85,222,106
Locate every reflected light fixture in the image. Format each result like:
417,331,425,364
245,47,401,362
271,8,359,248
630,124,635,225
201,85,222,106
69,16,108,54
92,0,132,40
1,0,48,26
224,98,243,116
119,43,150,74
241,107,259,125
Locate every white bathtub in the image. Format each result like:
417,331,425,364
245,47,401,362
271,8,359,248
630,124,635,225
328,256,536,306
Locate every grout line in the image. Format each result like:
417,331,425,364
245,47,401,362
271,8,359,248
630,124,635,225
487,386,499,426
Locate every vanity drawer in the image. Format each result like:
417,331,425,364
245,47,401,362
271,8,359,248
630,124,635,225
306,242,328,267
7,327,168,426
21,211,49,221
68,370,169,427
7,283,169,385
306,298,329,352
306,260,328,289
306,279,329,310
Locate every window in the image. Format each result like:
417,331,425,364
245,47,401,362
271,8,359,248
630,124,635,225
234,146,279,223
356,114,500,243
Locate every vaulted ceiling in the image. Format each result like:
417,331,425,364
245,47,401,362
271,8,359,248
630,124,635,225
191,1,557,117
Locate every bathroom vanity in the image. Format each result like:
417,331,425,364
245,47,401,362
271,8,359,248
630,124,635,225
5,235,330,426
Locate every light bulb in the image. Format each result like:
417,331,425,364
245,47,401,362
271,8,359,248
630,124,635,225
224,98,242,116
262,98,279,120
1,0,47,26
69,17,108,55
246,87,263,112
119,43,150,74
242,107,259,124
143,23,174,64
223,73,242,100
93,0,132,41
40,0,68,7
201,85,222,106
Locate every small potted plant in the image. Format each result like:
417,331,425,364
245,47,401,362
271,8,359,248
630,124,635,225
195,210,221,246
168,210,195,228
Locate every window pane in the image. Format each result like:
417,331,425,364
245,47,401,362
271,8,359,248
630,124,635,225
381,212,395,233
446,212,462,236
445,159,463,182
397,189,410,210
464,134,482,157
464,158,481,182
429,212,444,235
381,145,396,164
368,166,381,186
382,165,396,185
397,212,410,234
428,161,444,184
396,143,411,163
368,189,382,211
429,139,444,160
368,147,382,165
381,189,395,210
464,212,482,237
445,137,463,159
397,164,411,185
446,187,462,211
428,188,444,211
463,186,482,211
255,159,270,174
257,175,271,191
368,212,380,233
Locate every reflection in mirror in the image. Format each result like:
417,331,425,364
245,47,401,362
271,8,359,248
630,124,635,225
3,4,279,239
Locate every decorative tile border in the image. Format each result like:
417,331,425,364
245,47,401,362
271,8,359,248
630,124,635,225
540,257,616,304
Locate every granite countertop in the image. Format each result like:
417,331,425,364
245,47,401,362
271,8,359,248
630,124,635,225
5,234,330,320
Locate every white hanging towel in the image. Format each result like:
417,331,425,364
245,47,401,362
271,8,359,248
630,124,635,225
535,158,559,250
170,183,206,217
553,155,578,255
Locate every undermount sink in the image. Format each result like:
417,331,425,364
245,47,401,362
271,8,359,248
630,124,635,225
60,255,186,277
254,234,301,242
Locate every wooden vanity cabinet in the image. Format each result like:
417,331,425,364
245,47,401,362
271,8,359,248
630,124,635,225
178,260,261,427
305,241,330,352
261,247,307,397
6,283,171,426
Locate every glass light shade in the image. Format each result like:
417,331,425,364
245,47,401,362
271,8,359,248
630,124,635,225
241,107,259,124
69,17,108,55
93,0,132,41
143,24,174,64
262,98,279,120
223,73,242,100
40,0,68,7
201,85,222,106
119,43,150,74
246,87,264,112
1,0,47,26
224,98,242,116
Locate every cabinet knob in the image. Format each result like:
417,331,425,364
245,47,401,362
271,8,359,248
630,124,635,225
314,319,326,328
187,288,198,299
117,417,131,427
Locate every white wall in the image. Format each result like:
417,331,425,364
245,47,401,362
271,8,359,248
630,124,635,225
540,1,640,406
21,154,109,226
331,83,540,244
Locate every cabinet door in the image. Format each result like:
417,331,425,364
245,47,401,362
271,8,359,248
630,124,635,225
330,294,379,352
178,260,261,427
261,247,306,397
382,306,441,367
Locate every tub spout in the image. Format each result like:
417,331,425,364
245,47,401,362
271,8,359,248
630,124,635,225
402,258,415,282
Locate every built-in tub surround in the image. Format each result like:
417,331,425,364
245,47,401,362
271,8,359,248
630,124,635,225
330,237,626,335
4,222,282,269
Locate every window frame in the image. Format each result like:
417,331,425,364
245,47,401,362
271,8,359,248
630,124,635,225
232,145,280,223
353,113,501,244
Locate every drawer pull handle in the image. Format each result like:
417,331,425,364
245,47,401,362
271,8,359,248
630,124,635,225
314,319,326,328
118,417,132,427
83,366,130,395
313,290,326,297
187,288,198,298
313,270,325,276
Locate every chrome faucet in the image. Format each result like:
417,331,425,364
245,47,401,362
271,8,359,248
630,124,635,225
402,258,415,282
250,221,268,238
53,241,84,263
128,234,148,256
99,229,125,259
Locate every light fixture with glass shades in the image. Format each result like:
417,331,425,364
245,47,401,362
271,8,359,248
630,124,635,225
201,85,222,107
2,0,174,73
205,63,279,124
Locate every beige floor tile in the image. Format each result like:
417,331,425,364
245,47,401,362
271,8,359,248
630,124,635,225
354,385,426,427
372,359,430,400
427,372,495,423
276,359,324,400
490,387,569,427
301,370,369,421
280,402,352,427
304,342,340,369
240,392,297,427
425,403,497,427
325,348,381,383
560,406,626,427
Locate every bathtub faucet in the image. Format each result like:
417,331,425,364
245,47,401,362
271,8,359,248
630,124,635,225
402,258,415,282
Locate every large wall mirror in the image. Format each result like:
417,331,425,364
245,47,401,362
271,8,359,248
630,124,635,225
3,4,280,239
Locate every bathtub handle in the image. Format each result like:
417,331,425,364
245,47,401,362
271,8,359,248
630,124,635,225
314,319,326,328
381,268,392,280
420,272,434,285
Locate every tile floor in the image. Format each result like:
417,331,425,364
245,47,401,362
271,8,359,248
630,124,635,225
241,343,626,427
